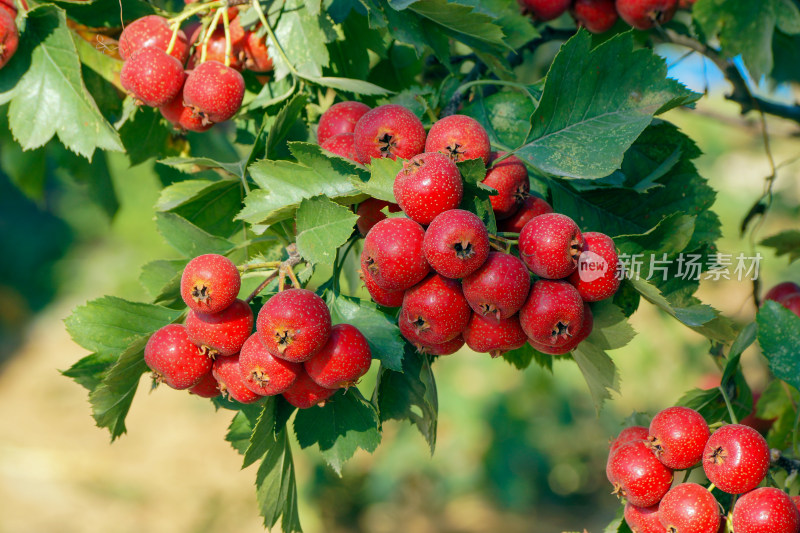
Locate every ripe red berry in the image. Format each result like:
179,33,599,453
528,301,593,355
185,298,253,357
360,267,405,308
400,274,471,345
0,0,15,19
611,425,651,454
238,333,301,396
462,252,530,322
792,495,800,514
181,254,241,314
413,334,465,356
353,104,426,164
282,371,336,409
183,60,245,124
0,9,18,70
317,101,371,145
423,209,489,279
658,483,720,533
571,0,619,33
119,15,190,63
647,406,709,470
304,324,372,389
519,280,584,348
159,83,213,133
568,232,620,301
393,152,463,225
188,370,220,398
186,26,244,71
144,324,212,390
607,440,674,508
763,282,800,304
355,198,402,236
463,313,527,357
518,0,571,20
779,294,800,318
256,289,332,363
498,195,553,234
425,115,491,165
241,29,273,72
361,217,430,291
624,503,665,533
120,47,185,107
702,423,770,494
212,354,261,404
321,133,358,163
616,0,678,30
732,487,800,533
482,152,530,220
519,213,583,279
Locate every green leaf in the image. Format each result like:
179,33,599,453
603,506,633,533
243,399,278,468
586,301,637,351
157,179,244,238
225,405,264,455
572,341,619,412
155,212,235,258
118,106,172,166
501,343,552,371
139,259,187,305
404,0,510,49
306,76,393,95
518,31,698,179
265,94,308,160
615,213,696,257
462,90,536,150
352,157,403,202
270,0,334,80
255,430,302,532
293,389,381,474
4,6,123,159
757,301,800,392
457,158,497,233
295,196,359,267
761,230,800,263
158,157,247,180
61,352,117,391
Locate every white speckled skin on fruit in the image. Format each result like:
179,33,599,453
423,209,489,279
425,115,491,165
462,313,527,357
658,483,721,533
732,487,800,533
702,423,770,494
317,101,370,145
571,0,619,34
361,266,405,308
568,231,621,302
647,406,710,471
180,254,241,315
616,0,678,30
518,0,572,20
462,252,531,322
256,289,332,363
304,324,372,389
118,15,189,62
212,354,261,404
393,152,464,225
607,440,674,508
144,324,212,390
529,302,593,355
519,280,584,347
183,60,245,123
519,213,583,279
361,217,430,291
483,152,530,219
320,133,358,163
238,333,301,396
120,47,185,107
186,298,253,357
353,104,426,164
399,274,471,345
412,334,465,356
498,195,554,233
623,502,662,533
282,371,336,409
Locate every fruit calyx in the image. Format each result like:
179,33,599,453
379,132,397,156
190,281,211,305
250,369,270,386
274,328,297,353
552,320,572,340
444,142,466,161
707,445,727,465
453,239,474,259
479,303,500,320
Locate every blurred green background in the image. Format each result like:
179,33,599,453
0,49,799,533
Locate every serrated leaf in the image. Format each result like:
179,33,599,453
243,399,278,468
293,389,381,474
139,259,186,305
118,106,172,166
462,90,536,149
307,76,393,95
757,301,800,392
405,0,509,48
226,409,258,455
61,352,117,391
615,213,696,257
603,506,633,533
266,94,308,160
270,0,334,80
155,212,235,258
761,230,800,263
295,196,359,266
501,343,552,371
255,429,302,532
352,157,403,202
157,179,243,237
572,341,619,412
158,157,247,179
587,301,637,351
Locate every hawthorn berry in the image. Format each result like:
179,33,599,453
0,0,14,19
144,324,212,390
186,298,254,357
763,281,800,304
238,333,301,396
658,483,720,533
188,370,220,398
413,334,465,356
400,274,471,345
611,426,651,454
482,152,530,220
360,266,405,308
647,406,709,470
120,47,185,107
118,15,190,63
571,0,619,33
321,133,358,163
616,0,678,30
518,0,572,21
0,8,17,70
212,354,261,404
463,313,527,358
519,280,584,348
678,0,696,7
498,195,553,234
779,294,800,318
607,440,674,508
355,198,401,236
256,288,332,363
423,209,489,279
462,252,531,322
304,324,372,389
317,101,371,145
519,213,583,279
353,104,426,164
160,84,213,133
282,371,336,409
624,503,665,533
180,254,241,314
361,217,429,291
702,423,770,494
528,302,593,355
568,232,620,302
186,26,244,70
183,60,245,124
393,152,463,225
425,114,491,165
241,28,273,72
732,487,800,533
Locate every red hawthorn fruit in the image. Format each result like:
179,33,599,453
0,8,17,70
678,0,695,7
360,266,405,308
186,26,244,71
462,252,531,322
212,354,261,404
611,426,651,454
518,213,583,279
304,324,372,389
413,335,465,356
482,152,530,220
425,114,491,166
159,83,213,133
361,217,430,291
355,198,402,236
519,280,584,348
616,0,678,30
463,313,527,357
647,406,709,471
188,370,220,398
607,440,674,508
423,209,490,279
498,195,553,234
763,281,800,304
625,503,666,533
518,0,572,21
568,232,620,302
393,152,464,225
183,60,245,124
180,254,241,314
185,298,254,357
732,487,800,533
528,301,593,355
702,423,770,494
282,371,336,409
144,324,212,390
571,0,619,33
658,483,721,533
792,495,800,515
120,47,186,107
256,288,332,363
779,294,800,318
241,28,273,72
353,104,426,164
317,101,371,145
118,15,190,63
0,0,15,19
238,333,301,396
321,133,358,163
400,274,471,345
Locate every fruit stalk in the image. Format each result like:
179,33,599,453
252,0,297,78
244,244,303,303
717,384,740,424
221,6,232,68
200,7,224,64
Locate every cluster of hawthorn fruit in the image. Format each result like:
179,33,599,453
144,253,372,408
520,0,695,34
609,406,800,533
313,100,621,357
